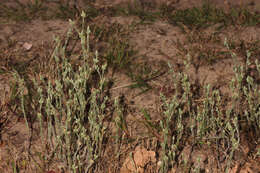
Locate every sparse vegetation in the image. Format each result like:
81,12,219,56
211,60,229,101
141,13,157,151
0,0,259,173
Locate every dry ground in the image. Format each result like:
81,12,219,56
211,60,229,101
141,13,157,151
0,0,260,173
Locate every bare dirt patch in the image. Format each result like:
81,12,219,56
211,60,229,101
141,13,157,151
0,0,259,173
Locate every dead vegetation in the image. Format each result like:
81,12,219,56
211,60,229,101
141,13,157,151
0,0,259,172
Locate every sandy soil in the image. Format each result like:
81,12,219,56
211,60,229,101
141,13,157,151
0,0,259,172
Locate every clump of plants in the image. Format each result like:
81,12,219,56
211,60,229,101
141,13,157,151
155,42,259,172
14,11,109,173
10,5,260,172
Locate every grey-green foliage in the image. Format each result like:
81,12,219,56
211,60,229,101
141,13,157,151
16,11,108,173
159,38,260,172
226,39,260,137
159,63,187,173
243,59,260,135
158,45,259,172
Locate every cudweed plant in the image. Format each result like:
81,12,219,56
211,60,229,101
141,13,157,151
224,45,259,171
16,11,109,173
159,93,182,173
13,72,30,132
158,48,249,172
159,63,188,173
243,58,260,137
225,38,260,138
